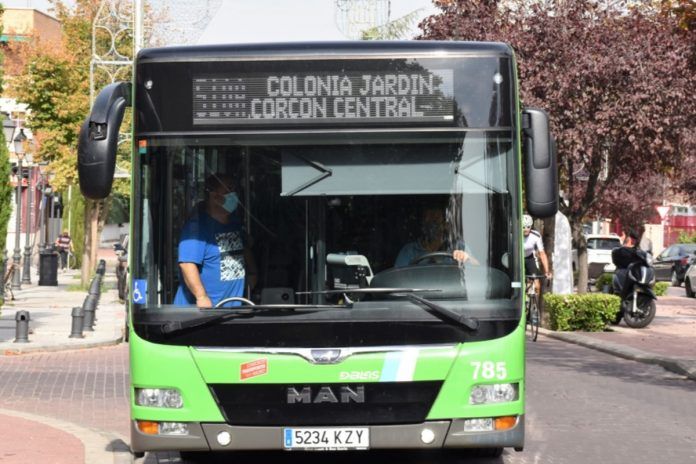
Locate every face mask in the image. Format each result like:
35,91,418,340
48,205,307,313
222,192,239,213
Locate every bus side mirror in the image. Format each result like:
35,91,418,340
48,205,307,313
523,108,558,218
78,81,131,200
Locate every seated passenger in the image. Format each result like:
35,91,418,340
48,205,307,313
174,174,257,308
395,207,479,268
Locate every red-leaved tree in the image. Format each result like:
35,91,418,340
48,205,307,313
419,0,695,292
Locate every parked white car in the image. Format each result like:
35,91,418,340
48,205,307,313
572,234,623,280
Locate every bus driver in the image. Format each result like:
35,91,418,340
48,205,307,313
174,174,257,308
395,207,479,267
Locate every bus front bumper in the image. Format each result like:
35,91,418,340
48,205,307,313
130,416,524,452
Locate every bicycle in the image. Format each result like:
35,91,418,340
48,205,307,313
525,274,546,342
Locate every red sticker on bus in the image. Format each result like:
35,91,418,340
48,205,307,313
240,358,268,380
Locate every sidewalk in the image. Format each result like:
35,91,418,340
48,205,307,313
0,252,125,355
0,251,129,463
540,286,696,381
0,408,131,464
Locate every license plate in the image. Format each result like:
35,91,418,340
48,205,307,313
283,427,369,450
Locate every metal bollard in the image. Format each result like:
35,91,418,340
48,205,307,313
96,259,106,276
14,310,30,343
69,306,85,338
82,294,97,331
89,276,101,296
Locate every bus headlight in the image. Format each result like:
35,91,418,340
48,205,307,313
469,383,518,405
136,388,184,408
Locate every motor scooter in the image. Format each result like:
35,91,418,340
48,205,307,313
610,247,656,328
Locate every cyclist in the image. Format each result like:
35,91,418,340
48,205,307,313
523,214,551,295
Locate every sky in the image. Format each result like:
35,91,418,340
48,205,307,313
2,0,440,44
197,0,438,44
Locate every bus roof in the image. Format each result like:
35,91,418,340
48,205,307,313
137,41,514,63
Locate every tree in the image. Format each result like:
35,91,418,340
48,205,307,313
419,0,695,292
660,0,696,30
12,0,134,284
0,5,11,268
0,2,4,95
0,122,12,271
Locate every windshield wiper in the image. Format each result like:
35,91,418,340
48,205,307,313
159,304,349,336
396,292,479,331
299,288,478,331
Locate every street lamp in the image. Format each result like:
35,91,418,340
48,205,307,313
12,128,27,290
2,116,15,142
21,137,35,284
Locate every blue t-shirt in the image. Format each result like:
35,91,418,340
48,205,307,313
173,211,246,307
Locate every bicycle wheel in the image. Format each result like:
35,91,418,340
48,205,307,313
526,294,540,342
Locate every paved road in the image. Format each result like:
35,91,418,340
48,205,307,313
1,329,695,463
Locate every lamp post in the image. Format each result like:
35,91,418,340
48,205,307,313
1,117,16,299
21,140,35,284
12,129,27,290
37,164,51,254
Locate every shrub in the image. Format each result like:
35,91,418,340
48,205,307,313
545,293,620,332
654,282,668,297
595,273,614,292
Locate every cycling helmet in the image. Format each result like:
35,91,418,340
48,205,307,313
522,214,534,229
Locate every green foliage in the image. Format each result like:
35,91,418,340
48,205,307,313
15,50,89,190
545,294,621,332
595,273,614,292
677,231,696,244
0,118,12,256
654,281,669,296
0,3,4,95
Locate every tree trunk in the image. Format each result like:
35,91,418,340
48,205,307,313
90,200,100,274
81,200,93,286
81,200,100,286
571,220,588,294
543,215,556,277
540,215,556,327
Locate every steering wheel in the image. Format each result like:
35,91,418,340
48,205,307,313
215,297,255,308
409,251,456,266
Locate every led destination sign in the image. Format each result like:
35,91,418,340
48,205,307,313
193,70,454,125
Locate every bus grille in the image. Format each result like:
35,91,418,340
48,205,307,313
208,381,443,426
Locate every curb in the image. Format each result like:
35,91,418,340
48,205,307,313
0,408,133,464
539,328,696,381
1,336,124,356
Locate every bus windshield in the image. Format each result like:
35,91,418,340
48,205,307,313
133,130,518,319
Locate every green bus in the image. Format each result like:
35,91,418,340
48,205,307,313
78,41,557,458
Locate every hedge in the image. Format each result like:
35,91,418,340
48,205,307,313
654,282,668,296
545,294,620,332
595,273,614,292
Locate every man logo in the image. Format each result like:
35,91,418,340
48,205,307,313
310,349,342,364
287,386,365,404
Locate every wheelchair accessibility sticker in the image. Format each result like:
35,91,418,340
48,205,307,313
132,280,147,304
